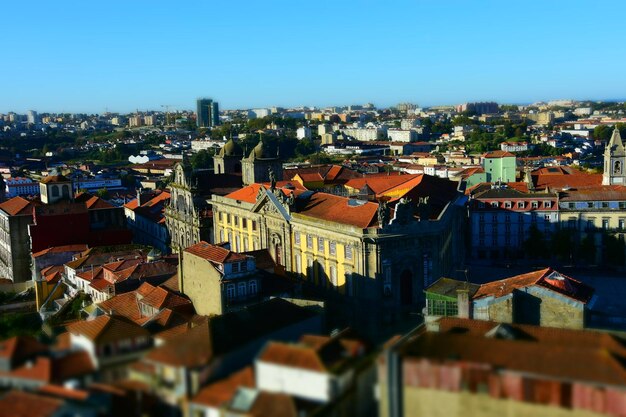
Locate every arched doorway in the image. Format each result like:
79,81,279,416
400,269,413,305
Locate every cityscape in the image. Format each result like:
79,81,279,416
2,1,626,417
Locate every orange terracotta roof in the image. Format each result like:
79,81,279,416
297,172,324,182
0,335,47,361
32,244,89,258
0,391,63,417
258,334,364,374
38,384,89,401
560,185,626,201
123,199,139,210
258,342,326,372
438,318,626,356
53,350,96,381
458,167,485,178
77,266,103,283
344,174,418,195
0,196,36,216
98,292,142,322
473,267,594,303
191,367,255,407
140,286,191,310
54,332,71,351
185,241,249,264
483,150,515,158
297,192,379,228
531,166,603,190
402,328,626,387
66,315,149,344
84,195,114,209
145,321,213,368
224,183,263,203
41,265,64,283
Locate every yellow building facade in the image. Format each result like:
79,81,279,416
210,183,466,334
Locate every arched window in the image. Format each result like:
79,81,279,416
61,184,70,198
51,185,59,197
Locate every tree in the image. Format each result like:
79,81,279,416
96,188,109,199
191,149,213,170
295,138,316,157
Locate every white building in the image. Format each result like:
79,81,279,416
296,126,312,140
341,127,387,142
400,119,420,130
500,141,529,152
387,129,417,143
248,108,271,119
27,110,38,124
74,178,123,192
255,335,364,403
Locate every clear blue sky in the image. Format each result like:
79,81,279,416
2,0,625,113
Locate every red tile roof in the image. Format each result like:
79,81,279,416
191,367,255,407
438,318,626,355
145,320,213,367
32,244,89,258
0,196,37,216
66,315,150,344
224,183,263,204
473,267,594,303
98,292,142,322
185,241,249,264
41,265,64,283
258,333,365,374
483,150,515,158
532,166,603,191
402,327,626,387
0,391,63,417
37,384,89,401
0,351,94,384
296,193,379,228
559,185,626,201
124,191,171,225
0,335,47,362
344,174,418,195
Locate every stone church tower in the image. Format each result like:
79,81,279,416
603,128,626,185
165,158,212,252
213,138,243,174
241,140,283,185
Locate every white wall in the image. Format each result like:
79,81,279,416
256,361,331,402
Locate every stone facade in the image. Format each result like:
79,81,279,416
473,286,587,330
0,210,34,282
603,128,626,185
213,138,243,175
211,185,466,335
241,141,283,186
165,162,213,252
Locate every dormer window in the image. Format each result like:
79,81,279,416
543,201,551,208
531,201,539,209
491,202,498,208
504,201,512,209
517,201,525,209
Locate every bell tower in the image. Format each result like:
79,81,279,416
603,128,626,185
